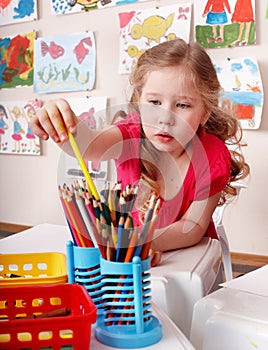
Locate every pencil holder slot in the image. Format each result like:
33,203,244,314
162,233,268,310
95,256,162,348
66,240,104,314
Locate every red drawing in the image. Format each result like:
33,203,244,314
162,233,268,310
231,0,254,46
178,6,190,20
118,11,136,28
73,37,92,64
41,41,65,59
5,34,32,77
0,0,11,10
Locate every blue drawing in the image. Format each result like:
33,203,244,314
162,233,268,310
244,58,258,74
13,0,35,19
52,0,73,14
216,57,263,129
231,63,243,72
116,0,138,4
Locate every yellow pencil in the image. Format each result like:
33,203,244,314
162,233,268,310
68,131,100,201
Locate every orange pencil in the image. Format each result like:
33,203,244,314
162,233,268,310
140,198,161,260
59,187,85,247
124,226,138,262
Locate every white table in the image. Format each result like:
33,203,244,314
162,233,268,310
150,237,222,338
190,266,268,350
0,223,196,350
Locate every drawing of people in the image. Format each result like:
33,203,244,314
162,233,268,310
231,0,254,46
0,105,8,151
202,0,231,43
24,100,41,153
9,106,25,153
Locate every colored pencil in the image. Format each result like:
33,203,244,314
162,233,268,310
140,198,161,260
68,131,100,201
59,180,160,261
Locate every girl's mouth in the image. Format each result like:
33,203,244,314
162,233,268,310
156,131,174,143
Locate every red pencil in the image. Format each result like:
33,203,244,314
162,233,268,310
58,186,85,247
66,191,94,248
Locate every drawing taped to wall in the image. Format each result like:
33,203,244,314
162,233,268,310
118,3,191,74
34,32,96,93
0,31,34,89
195,0,256,48
0,0,38,26
215,57,263,129
59,96,108,191
51,0,149,14
0,99,41,155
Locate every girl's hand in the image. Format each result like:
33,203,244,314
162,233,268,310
150,250,162,267
29,99,77,144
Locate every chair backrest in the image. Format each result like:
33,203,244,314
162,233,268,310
213,182,247,281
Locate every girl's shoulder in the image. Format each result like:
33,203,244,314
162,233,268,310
196,129,231,171
199,129,229,155
114,111,141,140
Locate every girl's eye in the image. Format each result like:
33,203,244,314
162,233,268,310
176,103,189,109
149,100,161,105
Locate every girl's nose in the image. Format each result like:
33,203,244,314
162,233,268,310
158,109,175,126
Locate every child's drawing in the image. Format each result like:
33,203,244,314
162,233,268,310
118,3,191,74
231,0,255,46
0,99,41,155
215,57,263,129
202,0,232,44
51,0,149,14
0,32,34,89
60,96,108,190
34,32,96,93
0,0,37,26
195,0,256,48
0,104,8,151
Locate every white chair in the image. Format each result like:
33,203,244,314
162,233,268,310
212,182,247,281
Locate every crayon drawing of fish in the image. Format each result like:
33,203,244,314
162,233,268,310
73,37,92,64
41,41,65,59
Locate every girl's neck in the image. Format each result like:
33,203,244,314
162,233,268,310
156,142,192,200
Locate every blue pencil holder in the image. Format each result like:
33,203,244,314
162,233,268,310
95,256,162,348
66,241,104,314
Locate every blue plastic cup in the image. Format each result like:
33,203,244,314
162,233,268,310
66,241,104,314
95,256,162,348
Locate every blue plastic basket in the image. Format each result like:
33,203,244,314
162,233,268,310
66,241,104,313
95,256,162,348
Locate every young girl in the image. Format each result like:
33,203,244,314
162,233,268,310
30,38,249,266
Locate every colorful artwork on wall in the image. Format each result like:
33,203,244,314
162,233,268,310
59,96,108,191
0,99,41,155
0,0,38,26
51,0,149,14
215,57,263,129
34,32,96,93
0,31,34,89
118,3,192,74
195,0,256,48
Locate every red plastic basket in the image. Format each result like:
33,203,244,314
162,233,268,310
0,283,97,350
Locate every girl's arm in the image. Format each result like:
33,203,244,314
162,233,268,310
151,192,221,252
30,98,123,162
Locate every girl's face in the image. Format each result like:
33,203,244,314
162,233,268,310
139,66,209,159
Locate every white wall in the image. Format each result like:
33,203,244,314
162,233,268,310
0,1,267,256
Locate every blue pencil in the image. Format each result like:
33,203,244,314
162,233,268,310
116,214,125,262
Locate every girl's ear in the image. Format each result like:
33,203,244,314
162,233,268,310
201,110,211,126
